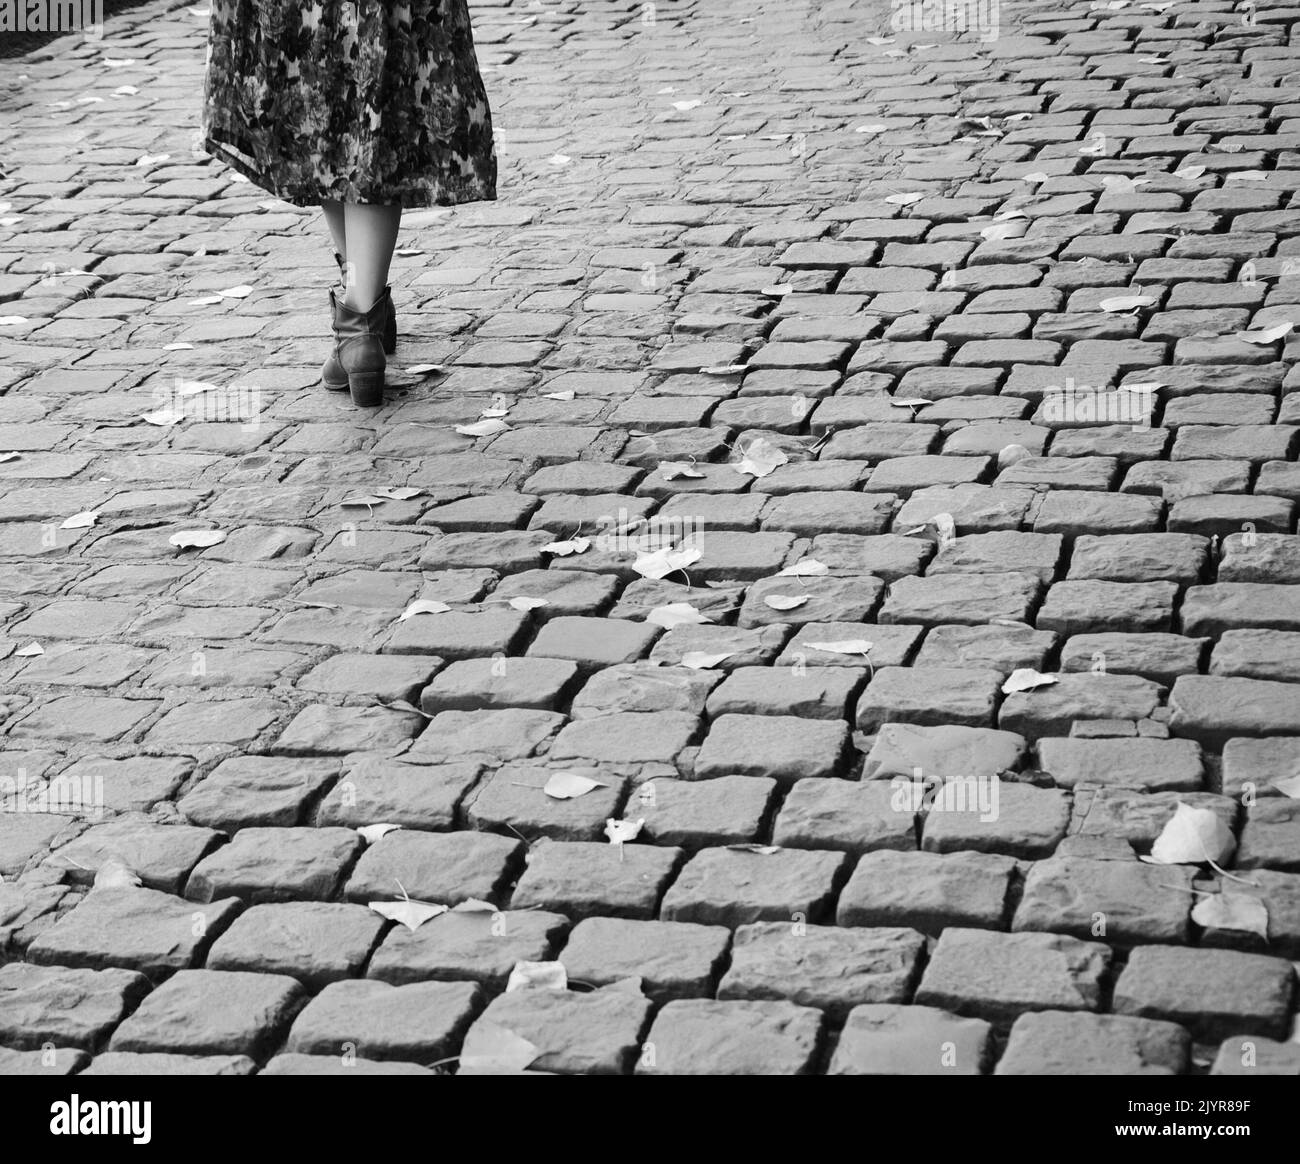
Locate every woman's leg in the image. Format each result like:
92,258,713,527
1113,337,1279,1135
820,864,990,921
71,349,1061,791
342,203,402,310
322,199,348,267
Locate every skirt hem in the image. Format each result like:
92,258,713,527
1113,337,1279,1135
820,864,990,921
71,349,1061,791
203,134,499,210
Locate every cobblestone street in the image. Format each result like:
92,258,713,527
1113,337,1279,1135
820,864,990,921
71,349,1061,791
2,0,1300,1076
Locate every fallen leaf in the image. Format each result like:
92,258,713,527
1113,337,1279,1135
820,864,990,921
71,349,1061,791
548,153,571,166
1235,322,1293,344
1272,774,1300,798
457,1022,540,1075
543,389,576,401
1192,890,1269,941
680,650,736,670
778,557,829,578
373,486,422,501
168,529,225,548
542,536,590,556
998,443,1029,469
633,545,701,580
1002,668,1058,694
605,818,645,845
356,823,401,844
647,601,711,628
451,898,498,913
732,437,789,478
891,397,932,409
60,510,98,530
660,460,706,480
15,642,43,658
506,596,549,612
135,152,169,165
885,192,923,206
1020,172,1050,184
506,960,568,992
726,843,780,854
1099,294,1158,313
405,364,443,375
369,896,447,931
1174,165,1206,180
761,284,794,296
764,593,810,611
162,342,194,351
701,364,747,375
672,99,702,111
92,859,141,891
399,599,451,620
1142,803,1236,867
855,124,887,134
543,771,608,799
218,284,252,299
455,418,510,437
140,408,185,426
801,639,873,656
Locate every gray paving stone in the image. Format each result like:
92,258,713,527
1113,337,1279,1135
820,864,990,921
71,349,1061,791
0,963,149,1051
637,999,822,1076
186,827,363,904
717,923,924,1019
660,846,849,927
345,830,523,908
828,1004,992,1076
558,917,731,1002
205,902,387,987
108,969,304,1058
995,1011,1190,1076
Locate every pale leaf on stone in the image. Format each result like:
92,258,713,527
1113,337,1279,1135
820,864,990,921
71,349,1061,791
778,557,829,578
1191,890,1269,941
764,593,810,611
1235,322,1292,345
1002,668,1058,694
168,529,225,548
506,596,549,612
604,817,645,845
455,418,510,437
60,510,98,530
633,544,701,579
15,642,43,657
647,601,711,628
92,859,141,891
1141,802,1236,867
542,536,590,556
458,1022,540,1075
801,639,872,656
398,599,452,620
680,650,736,670
506,960,568,992
659,460,706,480
356,823,402,844
543,771,608,799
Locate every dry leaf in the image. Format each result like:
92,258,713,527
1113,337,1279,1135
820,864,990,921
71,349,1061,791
543,771,608,800
406,364,443,375
399,599,451,620
141,407,185,426
998,443,1029,469
885,192,923,206
633,545,701,580
680,650,736,670
542,536,590,556
1235,322,1292,344
455,418,510,437
543,389,576,401
15,642,43,658
604,818,645,845
451,898,498,913
356,823,402,844
457,1022,540,1075
1002,668,1058,694
1099,294,1158,313
1271,774,1300,798
1143,803,1236,867
368,882,448,931
506,960,568,992
660,460,706,480
1192,890,1269,941
374,487,423,501
506,596,549,612
764,593,810,611
647,602,711,629
168,529,225,548
778,557,829,578
733,438,789,478
802,639,872,656
727,843,780,854
60,510,98,530
92,858,141,891
701,364,746,375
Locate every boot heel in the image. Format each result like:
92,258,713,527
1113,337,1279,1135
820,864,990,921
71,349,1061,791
349,371,385,408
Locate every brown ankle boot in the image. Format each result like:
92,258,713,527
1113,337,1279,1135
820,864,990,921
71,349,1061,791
321,288,389,407
333,252,396,354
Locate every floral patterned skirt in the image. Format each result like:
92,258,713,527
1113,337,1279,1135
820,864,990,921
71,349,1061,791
201,0,497,208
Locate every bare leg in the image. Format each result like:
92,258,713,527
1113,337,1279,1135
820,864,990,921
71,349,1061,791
342,203,401,311
322,199,347,269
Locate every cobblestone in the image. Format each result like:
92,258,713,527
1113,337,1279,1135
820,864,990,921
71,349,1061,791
2,0,1299,1077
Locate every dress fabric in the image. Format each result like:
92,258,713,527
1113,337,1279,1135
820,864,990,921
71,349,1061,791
201,0,497,208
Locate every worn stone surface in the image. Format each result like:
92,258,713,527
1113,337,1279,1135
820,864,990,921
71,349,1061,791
3,0,1300,1077
994,1011,1190,1076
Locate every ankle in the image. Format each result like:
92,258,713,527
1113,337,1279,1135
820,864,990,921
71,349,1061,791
342,287,383,313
